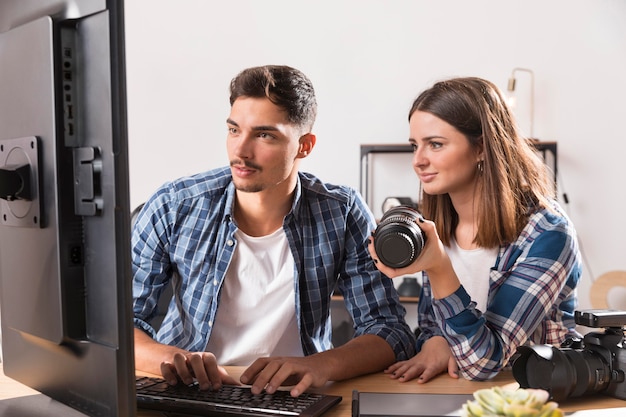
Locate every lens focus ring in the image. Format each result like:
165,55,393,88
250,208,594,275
374,205,425,268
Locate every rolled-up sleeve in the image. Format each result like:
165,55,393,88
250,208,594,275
417,204,581,380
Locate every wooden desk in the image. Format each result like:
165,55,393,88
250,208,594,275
295,368,625,416
1,364,625,416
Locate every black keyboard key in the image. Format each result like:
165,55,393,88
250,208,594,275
135,376,341,417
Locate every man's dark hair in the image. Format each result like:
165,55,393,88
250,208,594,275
229,65,317,131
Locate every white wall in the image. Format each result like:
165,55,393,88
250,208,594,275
124,0,626,311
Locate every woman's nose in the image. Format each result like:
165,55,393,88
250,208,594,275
413,148,427,168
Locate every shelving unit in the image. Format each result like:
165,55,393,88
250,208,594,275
359,141,558,209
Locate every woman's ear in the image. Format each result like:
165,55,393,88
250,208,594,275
475,135,484,163
298,133,316,158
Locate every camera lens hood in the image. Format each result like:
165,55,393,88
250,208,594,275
512,343,612,401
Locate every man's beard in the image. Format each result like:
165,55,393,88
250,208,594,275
234,182,264,193
230,159,263,193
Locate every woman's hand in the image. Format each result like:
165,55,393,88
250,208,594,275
384,336,458,383
368,217,444,278
369,217,460,299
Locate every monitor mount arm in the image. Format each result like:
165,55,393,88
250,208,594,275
0,163,32,201
0,136,41,227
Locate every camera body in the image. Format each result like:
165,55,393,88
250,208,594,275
374,205,425,268
512,309,626,401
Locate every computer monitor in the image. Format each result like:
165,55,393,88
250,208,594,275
0,1,136,416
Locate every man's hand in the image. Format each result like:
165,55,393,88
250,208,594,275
161,351,240,390
136,330,395,396
240,356,331,397
384,336,458,383
134,328,238,390
239,334,395,397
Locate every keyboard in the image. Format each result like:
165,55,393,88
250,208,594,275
135,376,342,417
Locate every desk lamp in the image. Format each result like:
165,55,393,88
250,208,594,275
507,67,535,139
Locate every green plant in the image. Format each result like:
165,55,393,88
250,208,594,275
461,386,564,417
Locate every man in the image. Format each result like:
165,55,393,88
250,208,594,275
132,65,415,397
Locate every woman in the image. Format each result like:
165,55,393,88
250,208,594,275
369,77,582,383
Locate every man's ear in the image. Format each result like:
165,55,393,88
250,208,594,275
298,133,316,158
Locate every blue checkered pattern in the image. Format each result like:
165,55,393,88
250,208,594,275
132,167,416,361
415,201,582,380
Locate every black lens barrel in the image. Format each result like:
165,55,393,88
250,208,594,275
513,344,611,401
374,206,425,268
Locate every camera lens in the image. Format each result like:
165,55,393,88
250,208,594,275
512,345,611,401
374,205,425,268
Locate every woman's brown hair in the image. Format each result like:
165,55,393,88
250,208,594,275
409,77,553,248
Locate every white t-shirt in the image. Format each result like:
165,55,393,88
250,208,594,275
205,227,303,365
446,238,498,313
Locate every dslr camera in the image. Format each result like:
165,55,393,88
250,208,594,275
512,309,626,401
374,205,426,268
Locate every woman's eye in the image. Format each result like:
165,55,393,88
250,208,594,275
410,144,418,152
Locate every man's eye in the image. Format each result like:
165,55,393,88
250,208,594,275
228,127,238,134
